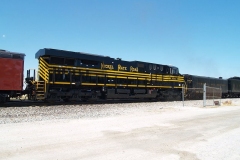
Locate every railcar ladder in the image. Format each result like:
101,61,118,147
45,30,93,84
35,81,45,100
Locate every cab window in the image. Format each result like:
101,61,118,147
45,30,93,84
170,67,179,75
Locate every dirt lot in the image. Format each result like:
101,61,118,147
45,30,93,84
1,100,240,160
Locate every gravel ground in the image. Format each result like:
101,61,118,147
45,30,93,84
0,99,239,124
1,98,240,160
0,102,165,124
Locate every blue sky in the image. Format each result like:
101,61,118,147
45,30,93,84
1,0,240,79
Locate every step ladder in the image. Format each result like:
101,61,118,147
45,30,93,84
35,81,45,100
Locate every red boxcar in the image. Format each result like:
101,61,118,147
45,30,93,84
0,50,25,102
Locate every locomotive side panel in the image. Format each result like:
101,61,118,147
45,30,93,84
0,58,24,91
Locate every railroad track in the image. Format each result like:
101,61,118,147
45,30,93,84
2,97,230,107
1,99,159,107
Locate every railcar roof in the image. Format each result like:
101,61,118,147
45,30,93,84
183,74,226,80
229,77,240,80
36,48,116,61
35,48,178,68
0,50,25,59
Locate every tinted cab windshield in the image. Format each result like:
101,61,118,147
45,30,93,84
170,67,179,75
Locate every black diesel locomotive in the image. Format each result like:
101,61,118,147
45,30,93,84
27,48,184,102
